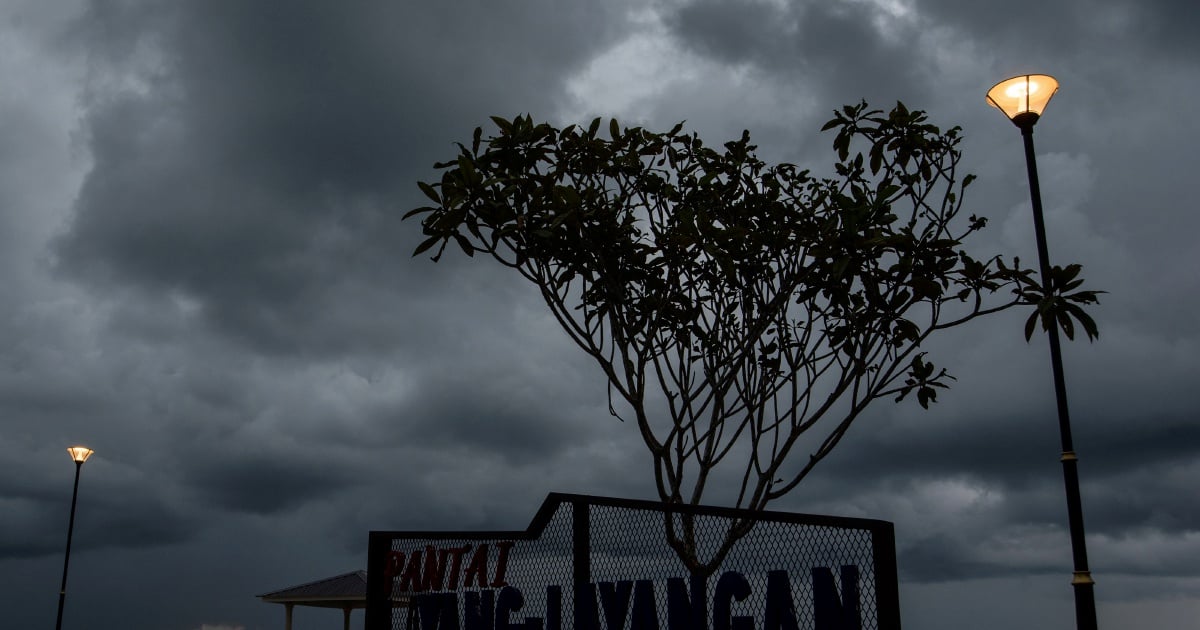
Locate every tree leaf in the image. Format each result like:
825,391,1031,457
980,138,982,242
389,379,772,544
403,206,436,220
413,235,442,257
417,181,442,204
489,116,513,133
453,233,475,257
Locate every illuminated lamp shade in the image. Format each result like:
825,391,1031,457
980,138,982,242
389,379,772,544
67,446,94,463
986,74,1058,126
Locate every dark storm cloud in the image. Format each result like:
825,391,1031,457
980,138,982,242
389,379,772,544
0,498,189,558
668,0,1198,75
1131,0,1200,55
75,493,193,551
8,0,636,568
915,0,1200,59
898,533,1055,582
664,1,920,103
184,446,363,514
0,371,110,422
814,406,1200,493
56,0,629,358
364,342,613,461
392,388,586,461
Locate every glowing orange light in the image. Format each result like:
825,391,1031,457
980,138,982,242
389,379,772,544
987,74,1059,122
67,446,94,463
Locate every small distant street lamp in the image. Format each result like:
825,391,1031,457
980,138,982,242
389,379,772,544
55,446,94,630
987,74,1098,630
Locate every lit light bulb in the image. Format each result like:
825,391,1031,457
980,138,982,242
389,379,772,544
1005,80,1040,98
1004,79,1040,113
986,74,1058,124
67,446,94,463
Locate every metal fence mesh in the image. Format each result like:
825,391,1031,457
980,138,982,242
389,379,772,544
369,494,896,630
586,504,881,630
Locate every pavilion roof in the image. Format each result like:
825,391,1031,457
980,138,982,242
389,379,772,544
258,570,367,606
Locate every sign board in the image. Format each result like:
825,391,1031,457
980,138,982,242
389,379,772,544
367,493,900,630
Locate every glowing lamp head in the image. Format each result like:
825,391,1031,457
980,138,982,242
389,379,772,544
987,74,1058,127
67,446,94,463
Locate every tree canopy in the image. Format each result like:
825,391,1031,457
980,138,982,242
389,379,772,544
404,102,1100,574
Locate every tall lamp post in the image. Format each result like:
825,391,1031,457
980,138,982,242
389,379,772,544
55,446,94,630
986,74,1097,630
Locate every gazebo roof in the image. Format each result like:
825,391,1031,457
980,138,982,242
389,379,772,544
258,570,368,608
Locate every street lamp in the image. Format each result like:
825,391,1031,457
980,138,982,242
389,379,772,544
987,73,1097,630
55,446,94,630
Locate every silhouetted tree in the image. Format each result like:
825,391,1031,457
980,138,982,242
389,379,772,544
405,102,1100,575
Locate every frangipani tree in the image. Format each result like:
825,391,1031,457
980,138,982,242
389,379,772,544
405,103,1100,575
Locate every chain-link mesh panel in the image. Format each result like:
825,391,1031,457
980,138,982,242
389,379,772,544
586,504,881,630
382,503,575,630
367,494,899,630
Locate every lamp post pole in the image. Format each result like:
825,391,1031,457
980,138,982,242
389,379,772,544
988,75,1097,630
1017,116,1097,630
56,447,93,630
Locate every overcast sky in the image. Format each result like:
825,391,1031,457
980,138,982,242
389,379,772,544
2,1,1198,629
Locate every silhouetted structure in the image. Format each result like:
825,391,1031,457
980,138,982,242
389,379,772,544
987,73,1099,630
56,446,94,630
366,493,899,630
259,570,384,630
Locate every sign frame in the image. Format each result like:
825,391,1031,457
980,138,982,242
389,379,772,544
366,493,901,630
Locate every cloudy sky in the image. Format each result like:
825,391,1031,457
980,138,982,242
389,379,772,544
2,0,1198,628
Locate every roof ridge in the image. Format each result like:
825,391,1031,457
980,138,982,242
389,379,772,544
256,570,366,598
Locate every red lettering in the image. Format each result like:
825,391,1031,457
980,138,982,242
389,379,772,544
491,540,515,587
390,542,517,591
463,543,490,589
422,545,447,591
446,545,470,587
399,549,425,592
384,551,406,580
